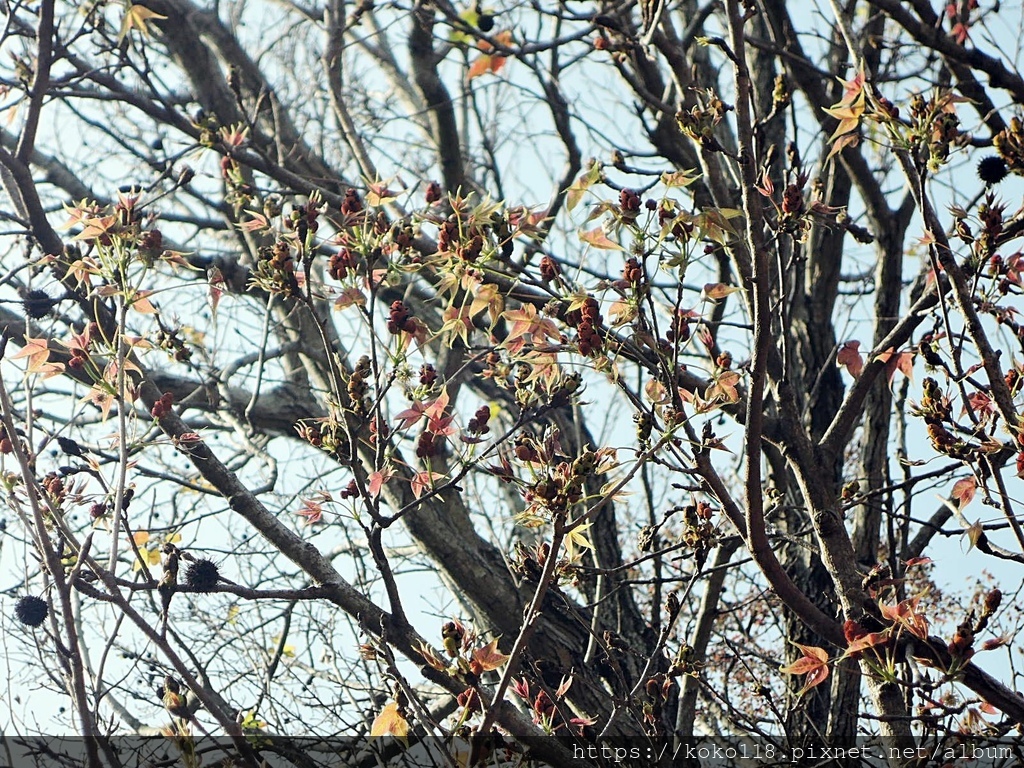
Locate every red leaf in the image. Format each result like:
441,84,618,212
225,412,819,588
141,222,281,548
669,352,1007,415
951,477,976,508
780,644,830,696
837,341,864,378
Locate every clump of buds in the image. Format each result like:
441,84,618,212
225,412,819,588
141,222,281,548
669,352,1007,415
442,620,466,657
619,188,642,220
138,229,164,256
622,257,643,285
0,425,13,454
467,405,491,435
347,356,372,414
387,300,417,335
150,392,174,419
425,181,442,205
994,117,1024,175
539,256,560,283
977,194,1005,256
340,188,364,220
457,688,482,714
419,364,437,388
415,430,442,458
328,247,357,280
41,473,66,504
575,297,604,356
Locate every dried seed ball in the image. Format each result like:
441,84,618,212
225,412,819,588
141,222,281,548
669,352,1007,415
977,156,1009,185
14,595,48,627
23,290,57,320
184,559,220,592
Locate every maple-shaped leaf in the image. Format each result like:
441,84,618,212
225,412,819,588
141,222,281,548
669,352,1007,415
842,630,889,660
875,348,915,385
779,643,830,696
411,470,445,499
467,30,513,80
129,289,157,314
964,518,985,552
118,5,167,42
879,596,929,639
333,287,366,311
394,401,428,431
238,211,270,233
440,304,473,348
837,341,864,378
365,180,398,206
661,169,700,188
470,637,509,674
370,702,409,742
705,370,740,404
579,226,624,251
11,336,64,378
564,520,594,561
951,477,977,508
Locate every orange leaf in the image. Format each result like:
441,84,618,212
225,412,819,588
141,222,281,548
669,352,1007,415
470,637,509,674
370,702,409,741
467,54,495,80
837,341,864,378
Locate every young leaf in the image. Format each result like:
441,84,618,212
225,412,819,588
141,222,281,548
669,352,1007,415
779,643,830,696
470,637,510,674
579,226,623,251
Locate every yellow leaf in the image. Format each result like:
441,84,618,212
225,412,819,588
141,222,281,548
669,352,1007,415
132,546,161,572
370,702,409,742
132,531,150,546
118,5,167,42
564,521,594,561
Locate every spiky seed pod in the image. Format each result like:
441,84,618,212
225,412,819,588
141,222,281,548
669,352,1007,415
23,290,58,320
14,595,48,627
184,559,220,592
978,156,1009,185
